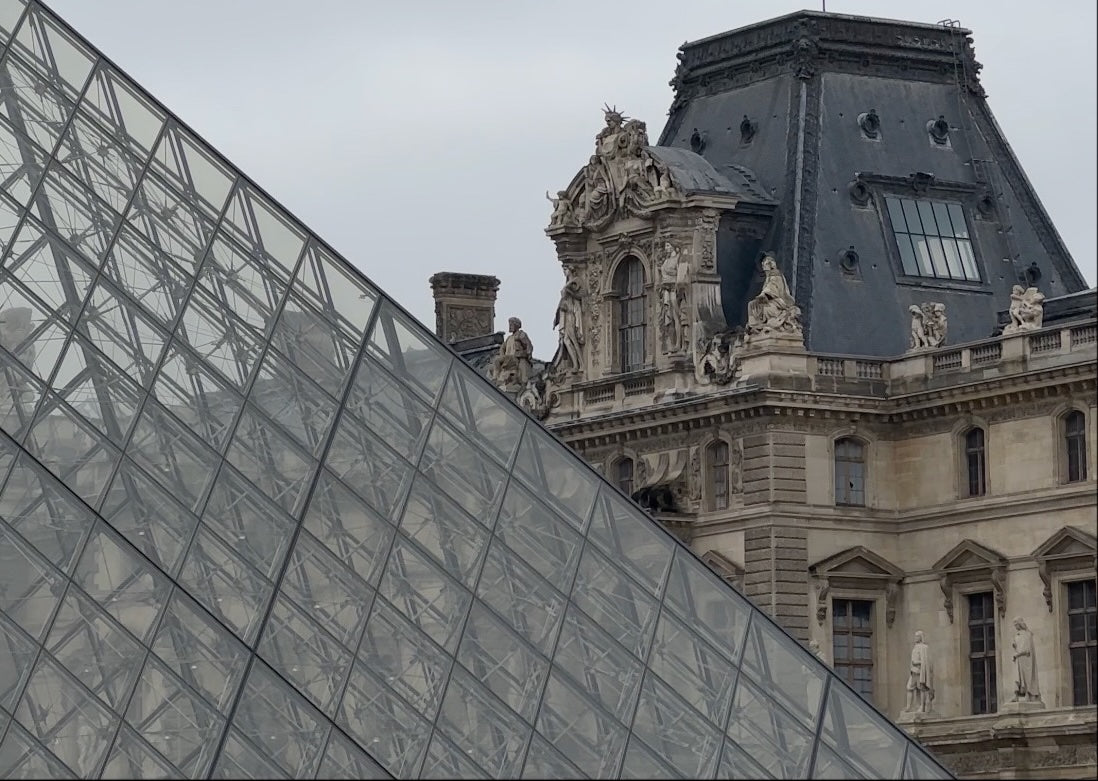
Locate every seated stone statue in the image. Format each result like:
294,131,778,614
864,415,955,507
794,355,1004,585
489,317,533,391
746,254,802,340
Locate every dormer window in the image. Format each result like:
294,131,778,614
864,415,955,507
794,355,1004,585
885,196,979,282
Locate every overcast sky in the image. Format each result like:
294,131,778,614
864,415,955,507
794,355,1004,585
47,0,1097,354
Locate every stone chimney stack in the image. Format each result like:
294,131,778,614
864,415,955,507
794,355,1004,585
428,272,501,343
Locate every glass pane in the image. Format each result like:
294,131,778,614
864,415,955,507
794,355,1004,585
587,486,673,594
366,300,451,404
0,54,75,153
553,603,643,723
357,596,450,719
269,290,360,398
343,356,432,463
46,588,143,711
399,474,489,587
513,424,598,530
820,683,907,779
378,535,471,653
124,655,224,777
211,728,289,780
202,465,295,580
647,609,736,726
522,732,585,779
435,666,529,778
494,479,582,594
319,728,391,780
325,412,413,522
151,588,249,714
457,601,548,722
739,615,828,729
232,661,327,779
293,242,378,341
339,661,431,778
536,669,628,779
632,672,722,777
12,8,95,99
302,468,395,587
477,539,566,656
278,530,373,650
73,521,170,642
664,546,751,659
620,735,681,779
0,522,66,640
725,675,815,779
422,732,488,780
81,65,165,157
258,595,352,716
151,124,235,219
571,545,659,660
250,340,338,455
0,717,78,779
438,362,525,467
0,609,36,711
101,723,178,780
14,654,118,777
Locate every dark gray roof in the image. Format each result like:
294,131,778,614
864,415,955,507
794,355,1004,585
647,146,776,203
658,11,1088,357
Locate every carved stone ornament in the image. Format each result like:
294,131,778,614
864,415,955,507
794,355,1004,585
815,581,830,625
445,306,492,342
545,106,682,233
1002,285,1046,335
809,546,905,628
695,330,741,385
745,254,803,344
933,539,1008,624
516,368,560,421
487,316,533,393
908,301,947,350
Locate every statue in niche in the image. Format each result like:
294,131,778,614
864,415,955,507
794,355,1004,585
1011,617,1042,703
488,317,533,392
908,302,947,350
656,242,690,354
1002,285,1046,335
904,630,935,714
551,270,585,376
745,254,802,339
545,190,575,228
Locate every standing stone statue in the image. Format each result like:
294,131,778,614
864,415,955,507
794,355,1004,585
489,317,533,392
1011,617,1042,703
657,242,689,354
745,254,802,340
1002,285,1046,335
904,630,934,713
551,271,585,376
545,190,574,228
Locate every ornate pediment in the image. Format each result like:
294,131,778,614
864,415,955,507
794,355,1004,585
810,547,904,627
933,540,1008,623
1032,526,1098,612
546,106,686,235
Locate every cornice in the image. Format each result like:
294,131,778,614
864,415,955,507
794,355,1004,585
550,363,1095,448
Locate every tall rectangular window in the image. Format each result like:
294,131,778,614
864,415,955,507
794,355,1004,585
1064,411,1088,483
615,258,646,373
834,438,865,506
965,427,987,497
968,592,998,714
708,441,729,511
885,196,980,282
832,598,874,700
1068,579,1097,706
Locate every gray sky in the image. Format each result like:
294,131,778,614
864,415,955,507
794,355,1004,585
48,0,1097,355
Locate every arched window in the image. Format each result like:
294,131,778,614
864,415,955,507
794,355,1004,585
614,257,645,373
964,427,987,497
615,458,634,497
1064,410,1088,483
834,438,865,506
708,441,730,511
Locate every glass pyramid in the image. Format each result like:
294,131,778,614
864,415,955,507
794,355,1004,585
0,1,953,778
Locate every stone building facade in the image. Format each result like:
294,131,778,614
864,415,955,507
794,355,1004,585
437,9,1098,779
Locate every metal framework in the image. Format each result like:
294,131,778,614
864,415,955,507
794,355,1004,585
0,1,953,778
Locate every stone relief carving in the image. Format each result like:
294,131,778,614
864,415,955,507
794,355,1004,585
695,330,741,385
656,241,690,355
550,269,585,378
903,631,935,714
585,259,604,373
730,439,744,494
815,581,830,625
487,317,533,393
688,446,702,504
1002,285,1046,335
546,107,681,233
908,302,947,350
1011,617,1042,703
745,254,803,344
885,581,899,628
444,306,492,342
695,211,718,271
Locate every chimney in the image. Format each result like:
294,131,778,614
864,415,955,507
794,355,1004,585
428,272,501,343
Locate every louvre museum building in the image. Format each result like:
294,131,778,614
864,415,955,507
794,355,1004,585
0,1,1094,779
